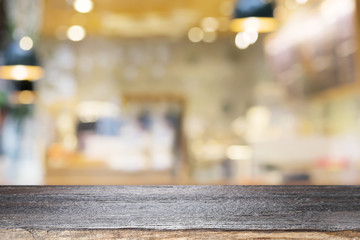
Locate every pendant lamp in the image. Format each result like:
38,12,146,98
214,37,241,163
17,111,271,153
0,41,43,81
230,0,278,33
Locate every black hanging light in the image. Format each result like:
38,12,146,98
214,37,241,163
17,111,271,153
0,0,44,82
0,41,43,81
230,0,278,33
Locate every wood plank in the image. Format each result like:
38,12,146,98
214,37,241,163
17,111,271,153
0,186,360,233
1,229,360,240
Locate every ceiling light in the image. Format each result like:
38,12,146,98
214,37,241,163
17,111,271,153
67,25,86,41
11,65,29,80
19,37,33,51
0,42,43,81
231,17,278,33
73,0,93,13
296,0,308,4
231,0,278,33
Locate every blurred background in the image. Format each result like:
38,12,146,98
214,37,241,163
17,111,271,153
0,0,359,185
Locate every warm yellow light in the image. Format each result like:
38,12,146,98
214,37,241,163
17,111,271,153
19,37,33,51
296,0,308,4
188,27,204,43
201,17,219,32
230,17,278,33
244,18,261,30
246,106,271,127
73,0,93,13
226,145,253,160
0,65,43,81
67,25,86,41
12,65,28,80
235,32,250,49
245,29,258,44
18,90,36,104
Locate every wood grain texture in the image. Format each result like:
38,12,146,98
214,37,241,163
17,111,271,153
1,229,360,240
0,186,360,232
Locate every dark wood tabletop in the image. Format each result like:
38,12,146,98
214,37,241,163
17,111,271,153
0,185,360,231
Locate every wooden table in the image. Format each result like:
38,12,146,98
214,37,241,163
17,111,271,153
0,186,360,239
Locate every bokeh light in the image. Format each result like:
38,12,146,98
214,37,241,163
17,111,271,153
73,0,93,13
19,36,33,51
188,27,204,43
66,25,86,41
